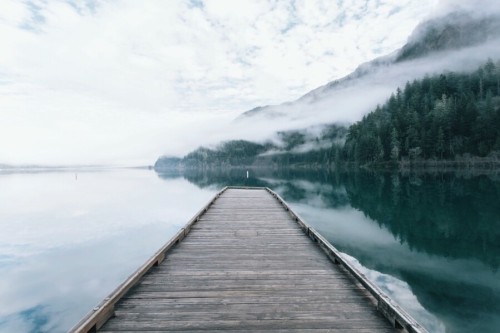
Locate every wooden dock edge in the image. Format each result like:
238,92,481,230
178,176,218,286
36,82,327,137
68,186,238,333
265,187,429,333
69,185,427,333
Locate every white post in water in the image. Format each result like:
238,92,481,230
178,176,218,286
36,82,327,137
246,170,249,179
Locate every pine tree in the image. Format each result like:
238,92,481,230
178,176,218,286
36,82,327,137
376,136,384,161
390,128,400,161
342,59,500,165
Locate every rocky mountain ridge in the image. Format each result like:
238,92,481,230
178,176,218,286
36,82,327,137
237,10,500,120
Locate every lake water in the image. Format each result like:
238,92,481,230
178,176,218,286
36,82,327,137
0,168,498,333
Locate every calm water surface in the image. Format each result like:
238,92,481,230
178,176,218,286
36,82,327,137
0,169,218,332
0,168,499,333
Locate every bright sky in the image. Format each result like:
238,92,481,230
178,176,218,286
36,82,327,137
0,0,441,165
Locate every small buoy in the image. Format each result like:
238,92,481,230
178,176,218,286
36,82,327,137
246,170,249,179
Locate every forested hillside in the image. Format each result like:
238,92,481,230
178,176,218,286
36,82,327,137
156,60,500,171
345,59,500,164
155,125,347,170
238,10,500,121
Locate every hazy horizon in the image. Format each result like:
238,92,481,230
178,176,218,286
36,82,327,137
2,0,499,165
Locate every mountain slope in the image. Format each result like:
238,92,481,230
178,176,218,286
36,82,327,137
237,10,500,121
156,59,500,171
396,11,500,62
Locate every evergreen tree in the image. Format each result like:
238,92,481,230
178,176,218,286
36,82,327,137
345,59,500,164
390,127,400,161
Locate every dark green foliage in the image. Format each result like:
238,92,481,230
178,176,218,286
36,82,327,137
154,124,348,170
154,156,182,170
277,131,306,150
155,141,267,169
156,61,500,170
342,171,500,270
345,60,500,164
181,140,267,168
256,124,348,169
158,167,500,271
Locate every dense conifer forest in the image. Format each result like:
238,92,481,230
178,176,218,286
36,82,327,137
155,60,500,170
345,59,500,164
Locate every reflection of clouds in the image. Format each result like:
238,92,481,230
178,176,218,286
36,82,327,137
261,178,336,195
296,202,500,290
0,170,216,258
274,179,500,333
70,209,88,218
0,170,217,333
342,253,446,333
0,225,181,332
295,202,396,246
0,310,33,333
261,178,349,209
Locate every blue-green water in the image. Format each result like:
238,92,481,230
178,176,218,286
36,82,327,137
0,168,498,332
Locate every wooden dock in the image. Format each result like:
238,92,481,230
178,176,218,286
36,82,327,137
71,187,426,333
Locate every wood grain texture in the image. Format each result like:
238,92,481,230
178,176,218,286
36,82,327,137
96,188,399,332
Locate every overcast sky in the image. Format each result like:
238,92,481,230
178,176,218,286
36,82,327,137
0,0,443,165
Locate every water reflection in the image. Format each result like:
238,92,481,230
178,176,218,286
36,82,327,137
0,170,217,333
157,168,500,333
343,172,500,269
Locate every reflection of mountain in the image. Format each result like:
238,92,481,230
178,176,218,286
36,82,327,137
158,168,500,270
157,168,269,189
279,171,500,333
343,171,500,270
400,271,500,333
159,168,500,333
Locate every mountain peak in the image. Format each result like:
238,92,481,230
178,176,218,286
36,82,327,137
237,7,500,121
396,11,500,62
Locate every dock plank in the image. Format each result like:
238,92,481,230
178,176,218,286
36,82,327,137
72,187,424,333
98,188,395,332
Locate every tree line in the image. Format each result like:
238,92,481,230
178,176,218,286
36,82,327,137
155,60,500,170
345,59,500,164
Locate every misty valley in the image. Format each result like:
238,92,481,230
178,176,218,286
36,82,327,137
3,48,500,333
155,59,500,173
2,2,500,333
148,25,500,333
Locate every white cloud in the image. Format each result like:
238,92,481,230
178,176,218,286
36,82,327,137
0,0,439,164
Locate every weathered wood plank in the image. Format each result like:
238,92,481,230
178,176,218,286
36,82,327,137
117,295,376,307
110,310,387,321
101,318,393,331
100,329,397,333
75,187,423,333
136,269,339,277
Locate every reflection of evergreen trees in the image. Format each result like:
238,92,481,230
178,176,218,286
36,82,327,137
401,271,500,333
282,170,500,270
157,168,500,332
343,171,500,269
159,168,500,270
157,168,270,189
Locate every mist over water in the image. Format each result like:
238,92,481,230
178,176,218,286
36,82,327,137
2,2,499,332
